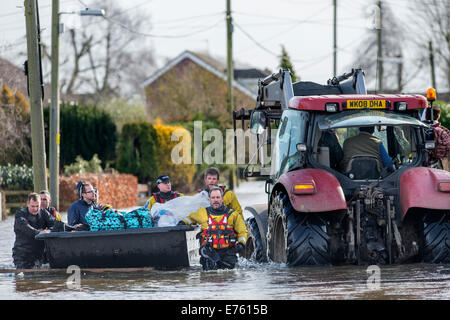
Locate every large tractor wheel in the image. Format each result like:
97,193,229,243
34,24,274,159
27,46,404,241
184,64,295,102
267,191,331,266
242,217,266,262
422,213,450,263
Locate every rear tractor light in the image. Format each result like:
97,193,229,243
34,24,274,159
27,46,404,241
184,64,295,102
292,183,315,195
438,182,450,192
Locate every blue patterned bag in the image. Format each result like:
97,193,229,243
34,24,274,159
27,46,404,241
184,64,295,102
86,207,152,231
123,207,153,229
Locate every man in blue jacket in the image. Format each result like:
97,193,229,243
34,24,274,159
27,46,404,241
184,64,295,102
68,181,96,227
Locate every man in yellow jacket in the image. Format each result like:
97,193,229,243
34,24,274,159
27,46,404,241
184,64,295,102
201,167,243,220
179,186,248,270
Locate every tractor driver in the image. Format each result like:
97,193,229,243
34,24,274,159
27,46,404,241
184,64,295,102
340,126,394,174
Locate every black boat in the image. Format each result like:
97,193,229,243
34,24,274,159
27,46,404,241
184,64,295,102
36,226,200,269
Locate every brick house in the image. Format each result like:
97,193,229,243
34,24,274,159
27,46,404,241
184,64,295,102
141,50,269,127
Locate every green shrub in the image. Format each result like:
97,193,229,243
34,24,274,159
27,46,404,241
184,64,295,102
63,154,103,176
0,164,34,190
97,97,147,132
153,119,196,193
116,122,158,183
436,100,449,129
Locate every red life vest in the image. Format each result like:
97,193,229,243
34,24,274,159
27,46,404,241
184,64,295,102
153,191,180,204
201,207,237,249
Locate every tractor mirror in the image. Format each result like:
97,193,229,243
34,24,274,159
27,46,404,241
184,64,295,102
250,110,266,135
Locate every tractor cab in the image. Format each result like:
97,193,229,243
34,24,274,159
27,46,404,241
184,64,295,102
235,69,450,266
293,95,430,182
235,69,434,187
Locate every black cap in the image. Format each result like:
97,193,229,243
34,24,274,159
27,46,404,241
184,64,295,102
156,175,170,184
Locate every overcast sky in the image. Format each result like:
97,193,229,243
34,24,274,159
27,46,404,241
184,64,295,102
0,0,436,92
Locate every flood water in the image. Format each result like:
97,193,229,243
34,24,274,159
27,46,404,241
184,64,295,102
1,181,449,300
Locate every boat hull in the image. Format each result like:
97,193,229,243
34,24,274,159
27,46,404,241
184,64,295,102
36,226,200,269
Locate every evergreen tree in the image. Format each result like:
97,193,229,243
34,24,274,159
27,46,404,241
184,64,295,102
279,45,298,82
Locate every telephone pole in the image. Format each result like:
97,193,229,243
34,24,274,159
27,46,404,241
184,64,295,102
333,0,337,77
226,0,234,114
50,0,60,209
24,0,48,192
377,0,383,91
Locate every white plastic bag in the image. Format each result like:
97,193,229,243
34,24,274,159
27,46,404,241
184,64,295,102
150,191,210,227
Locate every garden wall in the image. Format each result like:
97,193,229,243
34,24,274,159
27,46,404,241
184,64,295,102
59,173,138,212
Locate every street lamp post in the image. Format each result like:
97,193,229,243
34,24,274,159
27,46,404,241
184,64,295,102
49,1,104,210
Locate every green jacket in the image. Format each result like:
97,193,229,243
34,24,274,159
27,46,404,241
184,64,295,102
340,131,382,171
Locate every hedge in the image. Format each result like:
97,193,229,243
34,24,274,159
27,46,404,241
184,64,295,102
44,102,118,169
116,119,196,192
116,122,158,183
59,173,138,212
153,119,196,193
0,164,33,190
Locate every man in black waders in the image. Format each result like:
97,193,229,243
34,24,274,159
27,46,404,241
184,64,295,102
145,175,183,211
12,193,55,269
178,187,248,270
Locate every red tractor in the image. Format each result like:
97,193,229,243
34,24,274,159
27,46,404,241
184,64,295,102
233,69,450,265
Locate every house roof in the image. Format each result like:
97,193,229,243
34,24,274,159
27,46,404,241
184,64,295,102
141,50,258,99
0,57,52,100
0,57,28,95
234,68,269,79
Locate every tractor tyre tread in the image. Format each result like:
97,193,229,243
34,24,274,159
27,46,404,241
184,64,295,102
422,213,450,264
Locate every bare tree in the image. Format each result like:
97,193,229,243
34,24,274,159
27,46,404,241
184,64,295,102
54,0,155,100
350,2,409,91
411,0,450,91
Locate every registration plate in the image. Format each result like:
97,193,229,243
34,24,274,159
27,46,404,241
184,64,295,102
346,100,387,109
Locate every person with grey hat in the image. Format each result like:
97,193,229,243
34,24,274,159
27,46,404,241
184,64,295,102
145,175,183,211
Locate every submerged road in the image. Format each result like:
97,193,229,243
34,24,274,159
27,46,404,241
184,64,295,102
0,180,449,300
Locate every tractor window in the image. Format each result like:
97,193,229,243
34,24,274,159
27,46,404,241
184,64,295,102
334,125,417,170
391,126,415,164
271,110,307,177
272,113,291,177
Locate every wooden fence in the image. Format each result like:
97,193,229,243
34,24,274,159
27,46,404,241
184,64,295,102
0,190,31,220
